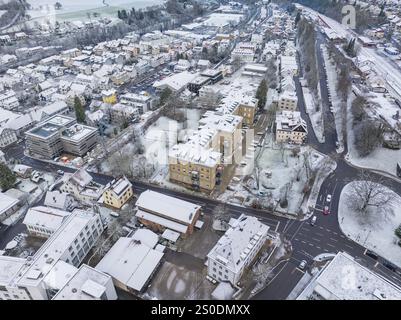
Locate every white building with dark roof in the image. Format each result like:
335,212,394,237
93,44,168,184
207,214,269,285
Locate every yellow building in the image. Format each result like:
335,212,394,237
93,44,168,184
102,89,118,105
103,176,133,209
169,112,243,191
236,97,258,128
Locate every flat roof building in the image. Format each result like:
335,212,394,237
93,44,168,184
296,252,401,300
25,115,99,159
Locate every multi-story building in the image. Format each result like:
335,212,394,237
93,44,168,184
0,210,103,300
275,110,307,144
110,103,139,125
135,190,201,237
0,127,18,148
25,115,99,159
102,176,133,209
60,169,104,203
278,90,298,111
169,112,243,191
207,214,269,285
101,89,117,105
0,90,19,110
120,92,153,114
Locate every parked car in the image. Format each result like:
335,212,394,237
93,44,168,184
383,261,397,272
365,250,378,260
310,216,317,226
326,194,332,203
298,260,307,270
323,206,330,215
57,170,64,175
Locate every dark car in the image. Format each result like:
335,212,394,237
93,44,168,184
365,250,378,260
383,261,397,272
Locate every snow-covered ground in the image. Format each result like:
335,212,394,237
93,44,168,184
302,85,324,143
219,139,332,215
338,182,401,268
346,92,401,178
321,44,344,152
26,0,164,21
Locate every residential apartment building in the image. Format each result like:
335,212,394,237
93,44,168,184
169,112,242,191
120,92,152,114
60,169,104,203
0,210,103,300
101,89,117,105
0,127,18,148
207,214,269,285
102,176,133,209
275,110,307,144
135,190,201,237
278,90,298,111
25,115,99,159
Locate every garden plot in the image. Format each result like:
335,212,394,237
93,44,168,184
339,182,401,268
219,144,332,215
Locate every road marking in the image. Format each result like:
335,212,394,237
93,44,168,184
319,226,324,230
275,222,280,232
301,240,306,244
294,238,300,241
308,243,314,247
311,237,320,242
344,244,354,249
327,243,335,248
325,228,331,232
316,246,321,249
333,232,338,235
329,238,338,242
302,227,311,232
315,232,324,237
374,262,379,268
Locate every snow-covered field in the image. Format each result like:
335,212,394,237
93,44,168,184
219,140,331,215
27,0,164,21
302,85,324,143
339,182,401,268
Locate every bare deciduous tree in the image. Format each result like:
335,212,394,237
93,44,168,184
347,171,396,216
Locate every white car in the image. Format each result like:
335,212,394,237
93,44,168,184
326,194,332,203
299,260,307,270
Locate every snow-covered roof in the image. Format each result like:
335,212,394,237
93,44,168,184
136,190,200,225
300,252,401,300
44,191,73,210
96,235,164,292
23,206,70,231
161,229,181,243
53,264,115,300
43,260,78,291
207,214,269,273
0,192,20,215
0,256,26,286
15,210,100,288
104,176,132,197
153,71,198,92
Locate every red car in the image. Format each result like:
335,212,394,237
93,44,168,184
323,206,330,215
